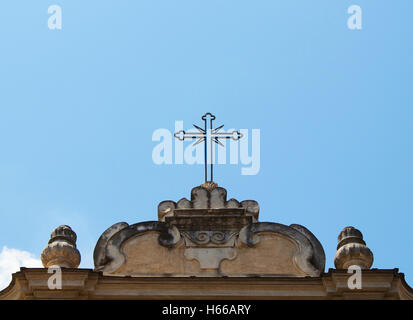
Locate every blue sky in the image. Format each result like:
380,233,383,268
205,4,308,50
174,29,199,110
0,0,412,286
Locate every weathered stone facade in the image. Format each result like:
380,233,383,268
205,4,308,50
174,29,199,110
1,183,412,300
94,185,325,277
1,268,412,300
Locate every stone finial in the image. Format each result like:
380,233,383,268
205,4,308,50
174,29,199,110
41,225,81,268
334,226,373,270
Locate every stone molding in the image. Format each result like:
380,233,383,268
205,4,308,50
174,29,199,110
1,268,412,300
94,221,181,272
158,185,259,222
239,222,325,276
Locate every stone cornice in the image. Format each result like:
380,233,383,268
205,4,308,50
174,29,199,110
1,268,412,300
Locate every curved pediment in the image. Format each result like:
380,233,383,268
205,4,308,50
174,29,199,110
94,222,325,277
93,184,325,277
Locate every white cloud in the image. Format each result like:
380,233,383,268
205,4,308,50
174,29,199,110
0,246,42,291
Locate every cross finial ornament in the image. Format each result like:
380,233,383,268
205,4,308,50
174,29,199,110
174,113,243,185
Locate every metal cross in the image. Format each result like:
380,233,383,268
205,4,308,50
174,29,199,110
174,113,243,183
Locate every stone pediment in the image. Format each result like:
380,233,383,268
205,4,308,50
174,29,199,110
157,184,260,222
93,184,325,277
